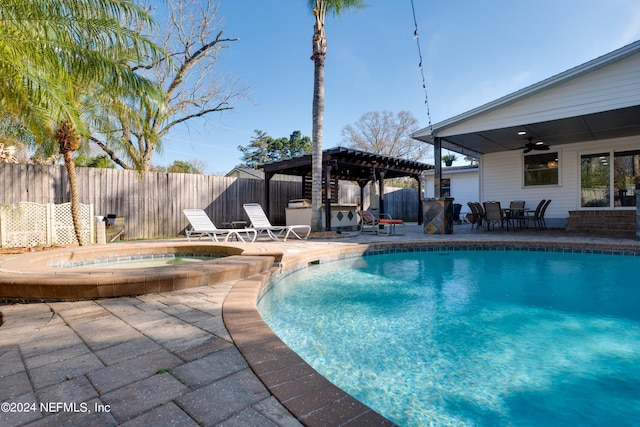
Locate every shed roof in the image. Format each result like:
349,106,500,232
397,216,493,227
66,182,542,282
225,167,264,179
423,164,478,176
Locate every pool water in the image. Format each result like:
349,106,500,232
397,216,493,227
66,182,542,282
73,255,210,269
258,250,640,427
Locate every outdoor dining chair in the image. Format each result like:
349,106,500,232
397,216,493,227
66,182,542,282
483,201,507,231
467,202,484,230
539,199,552,229
508,200,526,230
524,199,547,230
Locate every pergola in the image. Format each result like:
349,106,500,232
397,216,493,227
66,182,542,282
261,146,434,230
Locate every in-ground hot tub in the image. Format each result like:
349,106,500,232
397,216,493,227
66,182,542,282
0,242,276,301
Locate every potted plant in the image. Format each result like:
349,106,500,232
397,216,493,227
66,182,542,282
442,154,457,166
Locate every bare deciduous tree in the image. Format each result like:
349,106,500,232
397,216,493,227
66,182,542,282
341,110,430,161
92,0,248,171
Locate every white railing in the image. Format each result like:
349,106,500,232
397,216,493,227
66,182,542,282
0,202,94,247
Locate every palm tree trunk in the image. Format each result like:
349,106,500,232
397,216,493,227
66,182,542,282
62,150,86,245
311,56,325,231
310,2,327,232
57,121,87,246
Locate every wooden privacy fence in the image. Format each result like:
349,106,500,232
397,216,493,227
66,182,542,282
0,164,419,240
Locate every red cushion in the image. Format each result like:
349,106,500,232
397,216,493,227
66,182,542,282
379,219,403,224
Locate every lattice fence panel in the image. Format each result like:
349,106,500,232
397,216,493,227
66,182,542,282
0,202,94,247
51,203,94,245
0,203,48,247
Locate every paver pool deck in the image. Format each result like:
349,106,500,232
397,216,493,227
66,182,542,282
1,224,639,427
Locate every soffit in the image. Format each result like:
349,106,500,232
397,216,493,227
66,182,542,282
437,105,640,156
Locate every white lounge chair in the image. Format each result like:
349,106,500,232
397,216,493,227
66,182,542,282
243,203,311,241
183,209,257,243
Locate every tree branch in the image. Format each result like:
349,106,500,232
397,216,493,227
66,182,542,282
160,103,233,136
90,136,133,169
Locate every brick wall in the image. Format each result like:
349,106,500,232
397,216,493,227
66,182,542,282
566,210,636,237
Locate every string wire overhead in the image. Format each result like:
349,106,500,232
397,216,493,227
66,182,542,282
410,0,433,136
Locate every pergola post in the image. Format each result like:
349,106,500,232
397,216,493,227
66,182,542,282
378,170,386,215
323,161,335,231
264,171,274,218
358,180,367,211
414,173,423,224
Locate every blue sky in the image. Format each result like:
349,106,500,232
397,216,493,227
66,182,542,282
158,0,640,174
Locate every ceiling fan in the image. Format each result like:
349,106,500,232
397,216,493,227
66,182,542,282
522,137,550,153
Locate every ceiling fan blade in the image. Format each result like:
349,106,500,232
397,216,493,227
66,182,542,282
520,137,549,153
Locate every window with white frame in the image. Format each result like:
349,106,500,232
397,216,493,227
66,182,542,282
440,178,451,197
524,152,559,186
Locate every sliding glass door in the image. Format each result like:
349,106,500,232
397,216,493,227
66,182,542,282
580,153,610,207
581,150,640,208
613,150,640,207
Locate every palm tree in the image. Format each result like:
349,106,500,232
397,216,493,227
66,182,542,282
307,0,365,231
0,0,162,245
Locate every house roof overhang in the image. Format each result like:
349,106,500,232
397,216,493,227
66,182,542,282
261,146,433,182
412,40,640,157
417,105,640,157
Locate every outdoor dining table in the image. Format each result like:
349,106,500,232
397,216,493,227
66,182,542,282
500,207,532,230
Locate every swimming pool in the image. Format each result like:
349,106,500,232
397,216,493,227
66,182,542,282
258,250,640,426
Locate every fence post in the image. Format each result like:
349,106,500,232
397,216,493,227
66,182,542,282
47,203,54,245
0,207,5,247
90,204,95,244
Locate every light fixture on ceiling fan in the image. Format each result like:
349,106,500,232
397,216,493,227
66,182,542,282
522,137,550,153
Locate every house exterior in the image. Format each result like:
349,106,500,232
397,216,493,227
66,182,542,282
423,165,479,217
225,167,301,182
413,40,640,234
225,167,265,180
